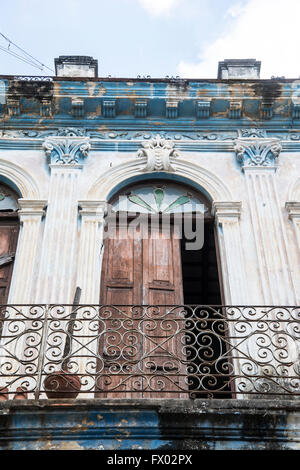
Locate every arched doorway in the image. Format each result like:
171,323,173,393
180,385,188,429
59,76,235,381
97,181,226,398
0,183,20,305
100,181,222,306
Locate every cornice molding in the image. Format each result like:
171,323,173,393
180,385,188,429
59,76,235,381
0,128,300,153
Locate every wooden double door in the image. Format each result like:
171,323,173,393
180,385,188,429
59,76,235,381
100,223,184,306
99,222,187,397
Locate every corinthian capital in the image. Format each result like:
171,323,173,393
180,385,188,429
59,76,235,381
234,138,282,169
137,134,180,172
43,137,90,165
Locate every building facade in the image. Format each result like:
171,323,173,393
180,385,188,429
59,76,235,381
0,57,299,449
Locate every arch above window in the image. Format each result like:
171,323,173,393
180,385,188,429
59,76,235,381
0,183,19,212
110,182,211,215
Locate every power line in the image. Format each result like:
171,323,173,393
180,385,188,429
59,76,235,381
0,45,44,70
0,32,54,73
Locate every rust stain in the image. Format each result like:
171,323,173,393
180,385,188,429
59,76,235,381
62,417,96,434
37,440,85,450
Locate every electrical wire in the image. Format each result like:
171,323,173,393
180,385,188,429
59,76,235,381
0,32,54,73
0,45,44,70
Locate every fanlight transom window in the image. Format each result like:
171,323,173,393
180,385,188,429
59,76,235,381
111,183,210,215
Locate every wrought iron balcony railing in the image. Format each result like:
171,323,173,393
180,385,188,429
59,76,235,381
0,305,299,400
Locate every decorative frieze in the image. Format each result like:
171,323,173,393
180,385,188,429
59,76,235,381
102,100,116,118
134,100,147,118
72,98,84,118
166,100,179,119
137,134,179,172
196,100,211,119
229,101,242,119
238,128,267,138
43,137,90,165
234,138,282,168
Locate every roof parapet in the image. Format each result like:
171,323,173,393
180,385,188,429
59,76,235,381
218,59,261,79
54,56,98,78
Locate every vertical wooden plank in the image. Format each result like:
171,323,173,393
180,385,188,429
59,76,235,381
99,225,143,398
142,224,186,398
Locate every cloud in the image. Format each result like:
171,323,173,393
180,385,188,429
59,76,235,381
178,0,300,78
138,0,180,16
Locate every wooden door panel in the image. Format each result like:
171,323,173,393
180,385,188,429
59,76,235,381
99,222,186,398
143,227,183,306
100,227,142,306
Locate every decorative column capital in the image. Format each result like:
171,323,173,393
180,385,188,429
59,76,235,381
17,199,47,218
212,201,242,221
137,134,180,172
286,202,300,219
43,137,90,166
78,200,107,218
234,138,282,169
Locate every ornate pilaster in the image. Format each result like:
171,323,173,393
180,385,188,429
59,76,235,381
8,200,46,304
235,138,296,305
137,135,180,172
35,138,90,303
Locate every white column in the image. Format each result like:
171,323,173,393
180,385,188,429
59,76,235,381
76,201,107,304
35,137,90,304
73,201,106,396
0,200,46,397
212,201,248,397
231,139,298,397
286,202,300,305
244,167,296,305
35,165,81,303
213,201,248,305
8,199,46,304
235,138,297,305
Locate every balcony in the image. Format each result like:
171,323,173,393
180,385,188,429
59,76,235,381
0,305,299,400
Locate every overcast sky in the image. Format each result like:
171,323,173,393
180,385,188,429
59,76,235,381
0,0,299,78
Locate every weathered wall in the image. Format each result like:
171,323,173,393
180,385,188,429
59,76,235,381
0,399,299,450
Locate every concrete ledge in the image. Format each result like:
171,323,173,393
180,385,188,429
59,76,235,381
1,397,300,412
0,399,299,450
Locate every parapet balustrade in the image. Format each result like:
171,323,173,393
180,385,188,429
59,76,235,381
0,305,299,400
